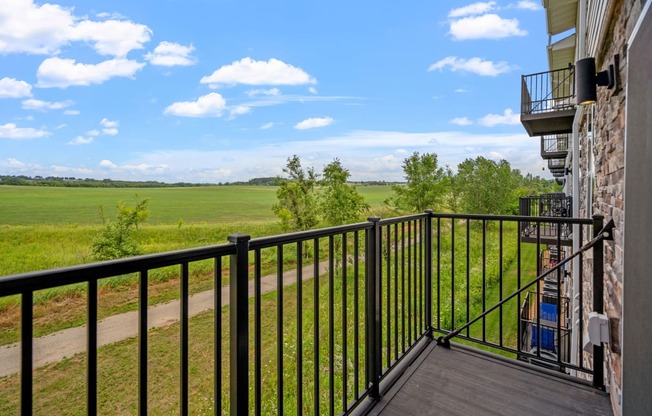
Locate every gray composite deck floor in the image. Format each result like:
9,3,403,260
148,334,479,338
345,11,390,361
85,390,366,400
369,343,613,416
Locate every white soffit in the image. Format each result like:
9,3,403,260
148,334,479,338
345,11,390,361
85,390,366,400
548,33,577,70
544,0,579,35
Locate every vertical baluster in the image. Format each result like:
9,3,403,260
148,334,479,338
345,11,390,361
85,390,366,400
254,250,262,416
21,290,33,416
180,263,189,416
341,233,347,413
313,237,320,416
297,243,303,416
214,257,222,416
88,279,97,416
138,270,148,416
328,237,334,415
277,245,284,415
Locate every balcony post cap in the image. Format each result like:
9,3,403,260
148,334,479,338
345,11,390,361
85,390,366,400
227,233,251,243
367,216,381,223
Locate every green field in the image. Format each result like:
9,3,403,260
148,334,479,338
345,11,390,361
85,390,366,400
0,185,393,226
0,185,393,276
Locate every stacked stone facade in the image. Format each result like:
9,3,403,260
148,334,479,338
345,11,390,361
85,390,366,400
574,1,646,414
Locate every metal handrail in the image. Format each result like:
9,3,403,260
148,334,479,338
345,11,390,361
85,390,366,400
437,219,614,387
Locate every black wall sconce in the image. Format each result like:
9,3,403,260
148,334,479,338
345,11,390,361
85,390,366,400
575,55,620,105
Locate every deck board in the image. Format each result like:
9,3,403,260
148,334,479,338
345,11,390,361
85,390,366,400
370,343,612,416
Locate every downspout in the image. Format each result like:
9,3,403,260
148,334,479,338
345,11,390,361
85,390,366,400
571,0,587,374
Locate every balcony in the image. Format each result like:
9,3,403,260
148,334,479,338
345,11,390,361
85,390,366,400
519,194,573,245
0,212,612,415
541,134,570,159
521,67,576,136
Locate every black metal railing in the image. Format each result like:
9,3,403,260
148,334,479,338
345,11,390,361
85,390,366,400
0,212,610,415
548,158,566,171
521,66,575,115
518,195,573,245
541,134,570,159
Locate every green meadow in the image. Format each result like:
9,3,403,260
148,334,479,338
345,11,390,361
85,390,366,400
0,184,393,226
0,185,393,276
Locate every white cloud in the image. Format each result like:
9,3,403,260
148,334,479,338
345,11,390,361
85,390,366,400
429,56,515,76
87,130,100,137
455,88,469,93
103,128,119,136
144,41,197,67
245,88,281,97
68,135,94,145
294,117,333,130
96,12,127,20
0,123,51,139
97,161,169,175
120,130,543,182
100,118,118,128
0,0,74,55
478,108,520,126
450,117,473,126
0,0,151,57
97,118,119,135
229,106,252,118
200,57,317,88
1,158,27,169
308,87,318,94
261,122,275,130
99,160,118,169
37,57,145,88
516,1,540,11
21,98,73,111
69,19,151,57
0,77,33,98
64,110,80,115
449,14,527,40
164,93,228,117
449,2,496,18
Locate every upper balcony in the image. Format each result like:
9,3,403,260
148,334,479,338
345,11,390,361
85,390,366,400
541,133,570,159
519,194,573,245
521,67,576,136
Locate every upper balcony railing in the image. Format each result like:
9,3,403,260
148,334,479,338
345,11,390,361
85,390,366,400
541,134,570,159
0,212,609,415
519,194,573,245
521,66,576,136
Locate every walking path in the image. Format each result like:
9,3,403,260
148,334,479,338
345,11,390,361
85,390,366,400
0,260,331,378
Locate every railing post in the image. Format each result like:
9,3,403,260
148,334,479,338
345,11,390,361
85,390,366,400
424,210,433,338
365,217,381,400
592,215,605,390
228,233,251,415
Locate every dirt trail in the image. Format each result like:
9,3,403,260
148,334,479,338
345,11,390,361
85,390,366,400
0,260,331,378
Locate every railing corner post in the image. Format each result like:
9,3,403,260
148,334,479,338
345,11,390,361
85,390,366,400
424,210,433,338
591,215,605,390
366,216,382,400
228,233,251,415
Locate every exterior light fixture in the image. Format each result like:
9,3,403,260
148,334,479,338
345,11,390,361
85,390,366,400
575,55,620,105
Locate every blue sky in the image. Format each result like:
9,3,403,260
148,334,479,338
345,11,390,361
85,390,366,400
0,0,552,183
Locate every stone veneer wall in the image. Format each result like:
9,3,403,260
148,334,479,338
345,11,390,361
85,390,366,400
575,1,645,415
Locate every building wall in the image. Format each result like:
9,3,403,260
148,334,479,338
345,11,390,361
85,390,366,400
576,1,646,414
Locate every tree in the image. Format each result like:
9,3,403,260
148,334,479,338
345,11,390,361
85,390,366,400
320,159,369,226
456,156,519,215
272,155,319,231
92,197,150,260
387,152,447,213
